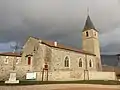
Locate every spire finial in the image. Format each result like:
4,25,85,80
87,7,89,16
82,7,98,32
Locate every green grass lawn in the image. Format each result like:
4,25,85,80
0,80,120,86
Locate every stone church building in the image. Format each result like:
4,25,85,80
0,15,117,81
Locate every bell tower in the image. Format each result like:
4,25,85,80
82,14,102,71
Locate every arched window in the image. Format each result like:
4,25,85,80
86,31,89,37
79,58,82,67
64,56,69,67
89,59,92,67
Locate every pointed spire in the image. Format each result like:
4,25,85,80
83,8,97,32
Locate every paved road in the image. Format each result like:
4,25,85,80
0,84,119,90
53,87,119,90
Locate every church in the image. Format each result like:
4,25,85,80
0,14,117,81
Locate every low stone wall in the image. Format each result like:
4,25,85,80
88,71,117,80
35,71,117,81
2,70,115,81
48,71,71,81
0,66,29,81
35,71,85,81
48,71,117,81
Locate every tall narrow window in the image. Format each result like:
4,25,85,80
16,57,19,64
89,59,92,67
94,32,96,36
28,57,31,65
64,56,69,67
86,31,89,37
4,56,9,64
79,58,82,67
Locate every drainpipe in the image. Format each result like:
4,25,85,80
85,54,87,71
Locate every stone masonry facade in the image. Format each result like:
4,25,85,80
0,36,99,81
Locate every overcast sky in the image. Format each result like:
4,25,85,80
0,0,120,54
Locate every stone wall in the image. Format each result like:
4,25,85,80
19,37,100,81
32,43,47,72
21,37,47,72
0,37,45,81
0,55,27,80
50,47,97,72
0,36,105,81
21,37,39,71
35,70,117,81
82,29,102,71
35,71,84,81
48,71,117,81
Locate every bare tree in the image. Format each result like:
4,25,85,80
9,41,22,70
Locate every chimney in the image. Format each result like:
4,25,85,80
39,40,42,43
54,41,57,46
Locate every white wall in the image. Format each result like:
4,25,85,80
48,71,71,81
88,71,117,80
35,71,117,81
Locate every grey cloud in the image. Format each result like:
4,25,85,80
101,43,120,55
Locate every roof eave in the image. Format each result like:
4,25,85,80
82,28,99,32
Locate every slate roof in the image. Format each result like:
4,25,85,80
83,15,98,32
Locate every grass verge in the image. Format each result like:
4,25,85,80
0,80,120,86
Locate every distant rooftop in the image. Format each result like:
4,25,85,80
0,52,21,57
